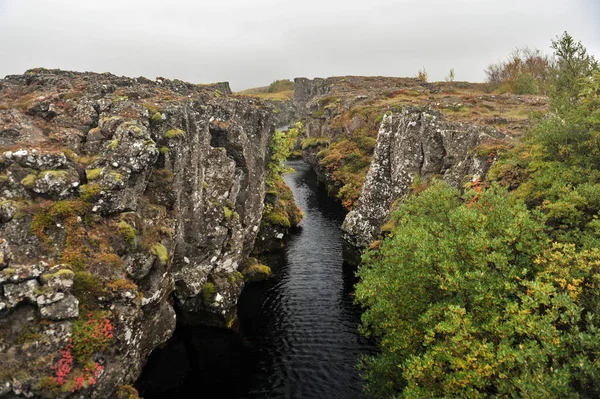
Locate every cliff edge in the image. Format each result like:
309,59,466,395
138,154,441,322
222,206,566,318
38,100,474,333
0,69,275,398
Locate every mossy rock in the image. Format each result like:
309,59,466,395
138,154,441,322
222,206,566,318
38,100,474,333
227,271,244,285
242,263,272,282
20,173,38,188
223,206,240,222
263,211,291,228
151,112,163,123
79,183,101,202
39,170,71,180
86,168,103,181
41,268,75,284
107,139,119,150
164,129,185,139
117,221,137,247
201,282,216,305
150,243,168,265
72,271,104,308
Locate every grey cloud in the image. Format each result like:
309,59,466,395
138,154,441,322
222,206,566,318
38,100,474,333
0,0,598,90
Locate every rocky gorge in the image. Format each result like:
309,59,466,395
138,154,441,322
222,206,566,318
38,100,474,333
292,76,545,260
0,69,547,398
0,69,291,398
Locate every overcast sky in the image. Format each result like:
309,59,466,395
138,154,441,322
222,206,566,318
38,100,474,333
0,0,598,91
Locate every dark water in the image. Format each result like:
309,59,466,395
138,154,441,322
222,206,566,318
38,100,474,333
239,160,373,398
136,161,372,399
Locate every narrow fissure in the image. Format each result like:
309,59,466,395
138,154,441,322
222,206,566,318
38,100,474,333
135,160,374,398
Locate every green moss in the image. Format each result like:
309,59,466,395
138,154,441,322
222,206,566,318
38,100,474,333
41,269,75,284
223,206,234,220
117,221,137,246
31,199,91,241
301,137,329,149
39,170,70,180
63,149,78,162
144,103,160,115
86,168,103,181
116,385,142,399
151,112,163,123
72,271,104,308
101,115,122,123
201,282,216,305
159,146,170,154
379,218,397,234
164,128,185,139
79,184,101,202
107,139,119,150
263,211,291,228
130,125,142,135
242,264,272,282
2,268,16,277
226,314,237,329
227,271,244,284
110,172,123,182
150,243,168,265
20,173,38,188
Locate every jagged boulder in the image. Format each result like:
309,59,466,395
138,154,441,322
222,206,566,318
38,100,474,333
342,108,508,252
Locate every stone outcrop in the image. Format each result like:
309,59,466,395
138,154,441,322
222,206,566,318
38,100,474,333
0,69,276,398
341,107,508,252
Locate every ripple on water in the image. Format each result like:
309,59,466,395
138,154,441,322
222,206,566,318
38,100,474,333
239,161,374,399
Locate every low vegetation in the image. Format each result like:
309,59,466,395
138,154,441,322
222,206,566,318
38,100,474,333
262,122,303,228
236,79,295,101
355,33,600,398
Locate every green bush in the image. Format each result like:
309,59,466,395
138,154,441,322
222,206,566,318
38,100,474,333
513,73,539,94
357,41,600,398
356,180,600,398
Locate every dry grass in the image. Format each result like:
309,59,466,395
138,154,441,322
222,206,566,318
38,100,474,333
235,90,294,102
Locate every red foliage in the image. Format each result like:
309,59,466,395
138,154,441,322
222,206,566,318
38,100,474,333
53,342,74,385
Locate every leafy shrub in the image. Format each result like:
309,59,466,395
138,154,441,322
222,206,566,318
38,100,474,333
357,39,600,398
513,72,539,94
356,180,600,398
415,68,428,82
485,46,551,94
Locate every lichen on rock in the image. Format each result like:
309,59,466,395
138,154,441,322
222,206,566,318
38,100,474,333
341,108,508,254
0,68,281,398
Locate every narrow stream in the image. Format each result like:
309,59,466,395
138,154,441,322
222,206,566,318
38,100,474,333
238,160,373,398
136,160,372,398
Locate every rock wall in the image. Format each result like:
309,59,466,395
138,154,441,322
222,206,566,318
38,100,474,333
294,77,332,109
341,107,507,251
0,69,274,398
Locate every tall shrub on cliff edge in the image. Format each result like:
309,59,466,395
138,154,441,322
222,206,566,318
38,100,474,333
549,31,599,108
356,180,600,398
